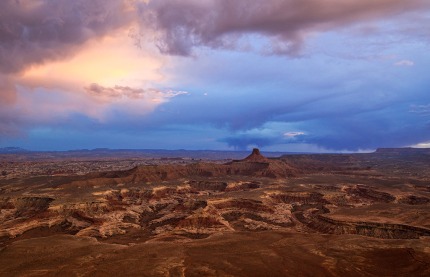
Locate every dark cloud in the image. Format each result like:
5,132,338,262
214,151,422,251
220,136,279,151
219,109,430,151
304,116,430,150
0,0,132,74
138,0,430,56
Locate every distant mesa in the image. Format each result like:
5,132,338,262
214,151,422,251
375,148,430,155
242,148,270,163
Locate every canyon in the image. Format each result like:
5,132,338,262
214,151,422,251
0,148,429,276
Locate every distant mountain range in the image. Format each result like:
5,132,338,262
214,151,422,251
0,147,30,153
375,147,430,155
0,147,291,160
0,146,428,158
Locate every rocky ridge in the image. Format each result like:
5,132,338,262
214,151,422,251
1,149,430,248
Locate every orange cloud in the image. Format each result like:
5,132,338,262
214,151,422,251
1,28,186,128
20,29,165,90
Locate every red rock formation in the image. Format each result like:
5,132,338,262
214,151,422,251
243,148,270,163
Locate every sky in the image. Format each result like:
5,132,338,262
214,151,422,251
1,0,430,152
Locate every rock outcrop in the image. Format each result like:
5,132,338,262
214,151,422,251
243,148,270,163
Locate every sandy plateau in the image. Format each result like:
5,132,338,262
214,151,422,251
0,148,430,276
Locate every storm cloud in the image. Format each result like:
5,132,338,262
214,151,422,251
0,0,131,74
139,0,430,55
